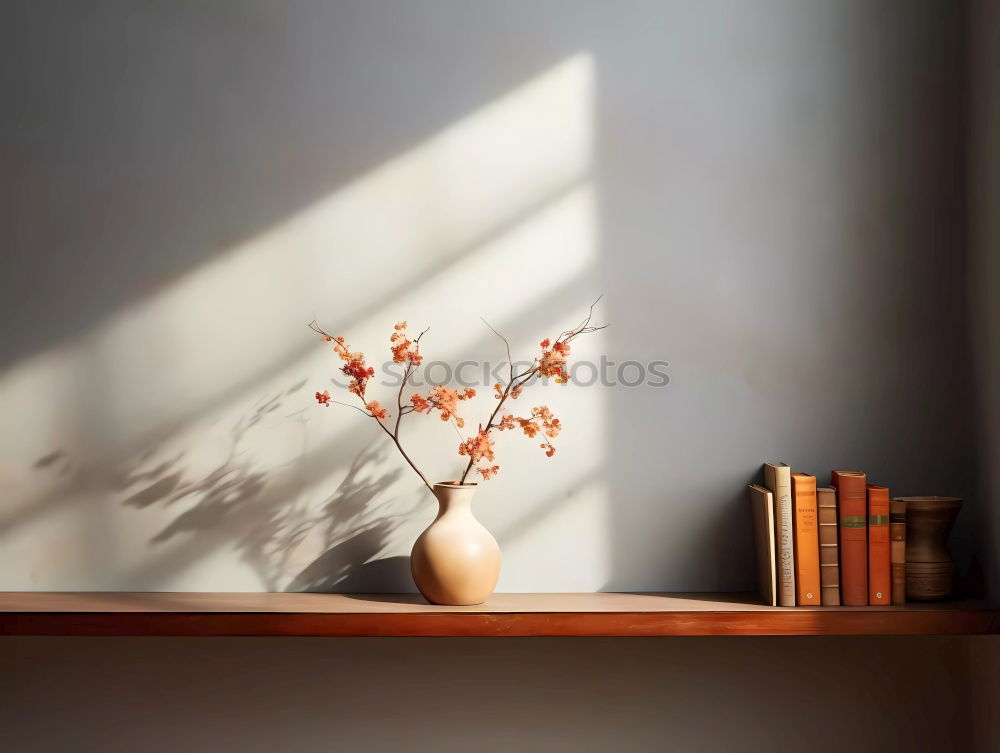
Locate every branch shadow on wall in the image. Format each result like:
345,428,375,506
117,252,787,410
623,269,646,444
110,389,417,592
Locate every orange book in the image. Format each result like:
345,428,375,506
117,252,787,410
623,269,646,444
867,485,891,605
832,470,868,606
791,473,821,605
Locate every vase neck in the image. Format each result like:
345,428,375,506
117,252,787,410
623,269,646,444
433,483,478,516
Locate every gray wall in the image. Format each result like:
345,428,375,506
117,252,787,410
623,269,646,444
0,0,976,594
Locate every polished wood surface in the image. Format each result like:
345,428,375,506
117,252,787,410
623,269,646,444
1,592,997,636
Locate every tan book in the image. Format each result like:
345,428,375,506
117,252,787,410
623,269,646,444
748,484,777,606
817,486,840,606
763,462,795,606
791,473,821,605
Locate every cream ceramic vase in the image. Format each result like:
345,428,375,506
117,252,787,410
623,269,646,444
410,482,501,605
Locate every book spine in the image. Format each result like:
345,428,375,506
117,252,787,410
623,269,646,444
766,465,796,607
832,471,868,606
867,486,891,605
817,487,840,606
890,498,906,605
791,474,821,605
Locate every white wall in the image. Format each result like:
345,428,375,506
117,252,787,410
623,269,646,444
0,0,976,594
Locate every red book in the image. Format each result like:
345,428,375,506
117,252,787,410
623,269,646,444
867,485,891,605
832,470,868,606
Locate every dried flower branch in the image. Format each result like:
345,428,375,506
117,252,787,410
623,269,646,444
309,319,434,493
456,296,605,483
309,298,605,493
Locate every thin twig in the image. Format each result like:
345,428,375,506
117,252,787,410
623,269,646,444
326,398,371,416
373,418,434,493
448,415,467,443
481,316,515,386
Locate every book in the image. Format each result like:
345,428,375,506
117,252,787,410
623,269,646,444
890,497,907,605
791,473,821,605
867,485,891,605
763,462,795,606
831,470,868,606
748,484,777,607
817,486,840,606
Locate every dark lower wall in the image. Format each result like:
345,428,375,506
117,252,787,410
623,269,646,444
971,0,1000,599
0,636,988,753
967,3,1000,749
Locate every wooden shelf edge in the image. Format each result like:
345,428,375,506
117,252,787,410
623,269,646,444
2,593,998,637
2,610,1000,637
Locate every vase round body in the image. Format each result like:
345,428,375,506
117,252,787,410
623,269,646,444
899,496,963,601
410,482,501,605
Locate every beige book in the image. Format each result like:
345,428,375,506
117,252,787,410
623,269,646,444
763,462,795,606
748,484,777,606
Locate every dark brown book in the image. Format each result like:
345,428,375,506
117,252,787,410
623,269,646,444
748,484,777,607
832,470,868,606
867,485,891,605
890,498,906,605
817,486,840,606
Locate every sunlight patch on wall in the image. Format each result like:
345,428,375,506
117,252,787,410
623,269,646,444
0,53,603,591
498,477,611,592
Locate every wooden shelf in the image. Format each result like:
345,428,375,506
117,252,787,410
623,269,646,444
2,592,998,637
